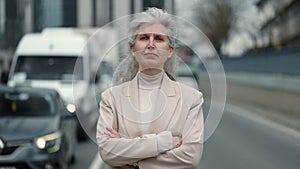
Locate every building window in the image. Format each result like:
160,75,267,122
62,0,77,27
143,0,164,10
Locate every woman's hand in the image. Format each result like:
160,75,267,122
172,136,182,148
104,127,121,138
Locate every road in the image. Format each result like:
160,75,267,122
69,139,99,169
199,102,300,169
70,102,300,169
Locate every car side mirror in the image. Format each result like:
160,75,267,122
1,71,8,84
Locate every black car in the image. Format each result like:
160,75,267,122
0,86,77,169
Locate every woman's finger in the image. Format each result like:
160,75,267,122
107,128,118,135
105,127,121,138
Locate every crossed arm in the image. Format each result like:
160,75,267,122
104,127,182,148
96,91,204,168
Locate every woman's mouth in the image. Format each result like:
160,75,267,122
144,53,158,57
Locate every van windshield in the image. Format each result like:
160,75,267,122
14,56,83,80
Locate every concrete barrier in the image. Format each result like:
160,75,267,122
198,71,300,118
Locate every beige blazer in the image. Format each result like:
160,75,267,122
96,73,204,169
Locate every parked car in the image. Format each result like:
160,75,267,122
0,86,77,169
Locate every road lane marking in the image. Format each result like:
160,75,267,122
226,103,300,140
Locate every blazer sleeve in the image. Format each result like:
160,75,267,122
139,92,204,169
96,89,160,167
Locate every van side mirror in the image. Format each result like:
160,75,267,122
95,74,100,84
1,71,9,84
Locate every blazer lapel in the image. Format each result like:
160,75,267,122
120,75,142,137
124,75,140,111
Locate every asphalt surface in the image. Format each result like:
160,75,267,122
69,139,98,169
70,101,300,169
199,103,300,169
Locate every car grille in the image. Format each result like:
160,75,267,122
0,163,30,169
0,139,31,156
0,146,19,155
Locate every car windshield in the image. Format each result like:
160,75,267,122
0,91,55,116
14,56,83,80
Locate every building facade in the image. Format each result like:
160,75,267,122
254,0,300,49
1,0,174,35
0,0,174,72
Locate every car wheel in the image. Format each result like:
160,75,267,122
59,140,70,169
70,154,76,164
59,160,68,169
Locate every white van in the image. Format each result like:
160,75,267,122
8,27,119,141
8,31,89,114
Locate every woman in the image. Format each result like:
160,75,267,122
96,7,204,169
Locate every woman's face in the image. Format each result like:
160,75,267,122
130,23,174,72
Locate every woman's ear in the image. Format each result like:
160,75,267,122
130,44,135,56
167,45,174,58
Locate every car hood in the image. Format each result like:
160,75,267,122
0,116,60,141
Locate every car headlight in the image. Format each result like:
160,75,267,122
66,103,76,113
34,131,62,153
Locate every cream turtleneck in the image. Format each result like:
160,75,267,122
137,71,173,153
138,70,163,90
137,70,164,116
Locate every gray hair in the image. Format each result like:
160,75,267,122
113,7,178,85
128,7,177,46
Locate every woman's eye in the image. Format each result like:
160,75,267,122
155,36,165,42
139,36,148,40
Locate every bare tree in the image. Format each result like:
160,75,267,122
192,0,259,56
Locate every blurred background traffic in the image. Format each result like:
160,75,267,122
0,0,300,169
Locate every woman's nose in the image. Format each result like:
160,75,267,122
147,36,155,49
